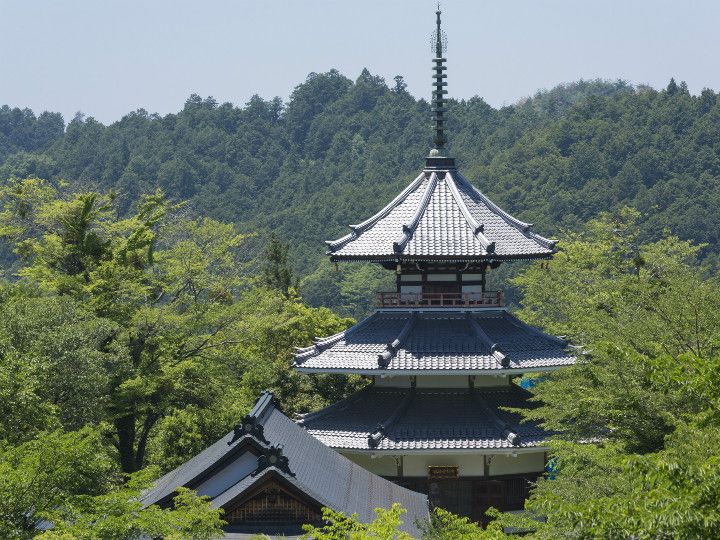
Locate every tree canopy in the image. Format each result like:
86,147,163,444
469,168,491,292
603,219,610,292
0,180,360,538
1,74,718,317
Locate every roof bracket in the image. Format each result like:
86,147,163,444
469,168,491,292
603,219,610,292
229,413,270,446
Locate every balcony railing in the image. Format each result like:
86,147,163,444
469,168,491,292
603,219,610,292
376,291,504,309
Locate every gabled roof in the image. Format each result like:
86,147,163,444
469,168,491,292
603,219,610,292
142,392,428,537
326,165,556,262
299,385,548,452
294,309,574,374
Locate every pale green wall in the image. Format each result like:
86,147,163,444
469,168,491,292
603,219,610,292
341,450,546,478
374,374,510,388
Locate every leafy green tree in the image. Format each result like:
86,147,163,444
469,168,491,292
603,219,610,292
0,427,224,540
0,179,252,473
0,291,117,441
490,209,720,538
301,503,413,540
37,470,224,540
0,177,361,475
420,508,503,539
513,208,720,452
262,232,294,296
0,428,117,539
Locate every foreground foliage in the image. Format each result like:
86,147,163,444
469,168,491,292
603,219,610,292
501,210,720,538
0,429,224,540
0,180,361,537
302,504,414,540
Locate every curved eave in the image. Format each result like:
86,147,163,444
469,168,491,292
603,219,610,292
327,251,556,263
294,365,568,376
332,445,550,456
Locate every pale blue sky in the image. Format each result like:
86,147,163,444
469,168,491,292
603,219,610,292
2,0,718,124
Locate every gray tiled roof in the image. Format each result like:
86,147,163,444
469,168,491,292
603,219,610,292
294,309,574,373
326,168,556,261
299,386,547,451
142,392,428,537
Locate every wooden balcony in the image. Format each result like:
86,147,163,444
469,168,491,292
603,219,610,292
376,291,504,309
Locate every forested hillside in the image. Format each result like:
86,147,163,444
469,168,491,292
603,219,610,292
3,71,720,539
1,72,719,316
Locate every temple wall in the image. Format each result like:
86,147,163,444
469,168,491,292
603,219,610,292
344,453,399,476
340,450,545,478
403,453,485,476
374,375,510,388
488,452,545,476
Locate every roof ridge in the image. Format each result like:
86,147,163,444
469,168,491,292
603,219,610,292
445,172,495,253
393,172,438,255
502,312,569,347
248,391,277,422
470,388,521,446
466,313,511,368
378,312,417,368
368,386,416,448
454,172,557,250
326,172,426,252
294,314,375,365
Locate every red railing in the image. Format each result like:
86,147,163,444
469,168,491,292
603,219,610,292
376,291,504,308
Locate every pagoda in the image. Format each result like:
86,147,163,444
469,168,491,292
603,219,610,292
293,9,574,522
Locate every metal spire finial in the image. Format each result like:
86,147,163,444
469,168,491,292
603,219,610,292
430,6,448,154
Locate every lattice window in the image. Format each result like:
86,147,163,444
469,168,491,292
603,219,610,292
225,481,321,526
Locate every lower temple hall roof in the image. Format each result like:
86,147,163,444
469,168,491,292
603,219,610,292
142,392,428,537
298,385,548,452
294,309,574,374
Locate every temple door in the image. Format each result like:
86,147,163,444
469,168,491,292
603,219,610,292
472,479,505,523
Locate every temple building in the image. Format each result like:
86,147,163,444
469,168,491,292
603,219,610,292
293,9,574,523
142,391,428,537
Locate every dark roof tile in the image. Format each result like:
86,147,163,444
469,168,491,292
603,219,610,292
294,310,574,373
142,392,427,536
300,386,548,452
327,169,555,261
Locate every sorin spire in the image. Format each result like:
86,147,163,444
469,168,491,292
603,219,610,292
430,6,448,154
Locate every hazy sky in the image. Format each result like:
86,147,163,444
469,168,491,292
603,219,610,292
2,0,719,124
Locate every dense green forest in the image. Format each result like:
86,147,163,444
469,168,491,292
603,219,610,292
2,72,720,538
2,73,719,316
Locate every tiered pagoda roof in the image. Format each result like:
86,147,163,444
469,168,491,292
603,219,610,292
298,385,547,452
294,310,573,374
326,165,556,262
293,8,572,462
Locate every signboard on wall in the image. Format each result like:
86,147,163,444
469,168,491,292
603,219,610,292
428,465,459,479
